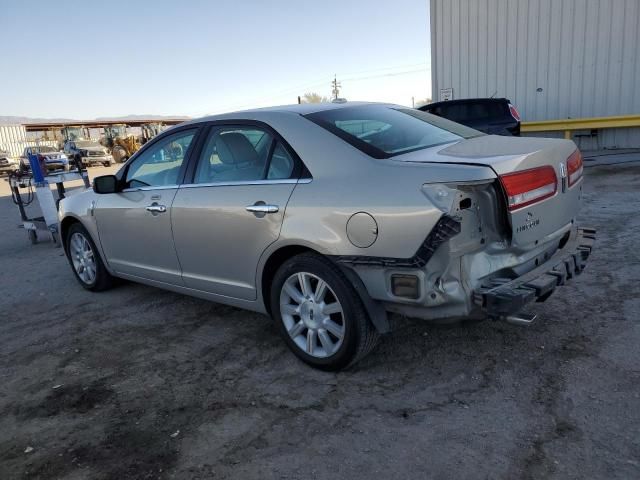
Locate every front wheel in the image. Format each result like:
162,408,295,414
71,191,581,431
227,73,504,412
270,253,379,370
66,223,114,291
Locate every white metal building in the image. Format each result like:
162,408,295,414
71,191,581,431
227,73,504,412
0,125,57,157
430,0,640,149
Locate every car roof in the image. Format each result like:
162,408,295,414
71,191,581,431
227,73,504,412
181,101,399,126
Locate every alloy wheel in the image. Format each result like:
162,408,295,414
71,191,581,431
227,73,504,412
70,232,97,285
279,272,345,358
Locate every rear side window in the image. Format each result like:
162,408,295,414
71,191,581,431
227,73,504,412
437,102,507,123
267,142,295,179
195,127,272,183
306,105,482,159
193,127,296,184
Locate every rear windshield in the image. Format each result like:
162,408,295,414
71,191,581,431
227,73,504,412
29,146,56,153
305,105,483,158
426,101,508,123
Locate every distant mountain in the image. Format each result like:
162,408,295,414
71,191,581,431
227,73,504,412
0,114,190,125
0,116,78,125
94,115,190,121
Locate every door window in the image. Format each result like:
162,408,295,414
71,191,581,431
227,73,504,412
125,129,196,188
267,142,295,179
195,126,295,183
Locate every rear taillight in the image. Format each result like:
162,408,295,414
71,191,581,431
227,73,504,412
508,104,521,122
500,166,557,211
567,149,583,187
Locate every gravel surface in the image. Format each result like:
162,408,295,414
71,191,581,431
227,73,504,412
0,163,638,479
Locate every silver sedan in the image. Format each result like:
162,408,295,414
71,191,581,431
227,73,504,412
58,102,594,370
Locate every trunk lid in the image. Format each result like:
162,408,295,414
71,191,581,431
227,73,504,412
397,135,583,248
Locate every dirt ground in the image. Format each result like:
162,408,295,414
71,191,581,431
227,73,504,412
0,161,638,480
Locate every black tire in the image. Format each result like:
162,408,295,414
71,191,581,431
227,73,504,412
66,223,114,292
270,252,379,371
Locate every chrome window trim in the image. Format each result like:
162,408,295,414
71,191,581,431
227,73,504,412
122,184,180,193
179,178,312,189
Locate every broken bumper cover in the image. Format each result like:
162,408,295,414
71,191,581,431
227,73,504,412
473,227,596,317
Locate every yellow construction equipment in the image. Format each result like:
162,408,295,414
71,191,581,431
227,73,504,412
102,125,140,163
140,123,164,145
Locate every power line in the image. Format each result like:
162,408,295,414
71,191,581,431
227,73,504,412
196,62,430,115
343,68,429,83
336,62,429,78
199,78,332,115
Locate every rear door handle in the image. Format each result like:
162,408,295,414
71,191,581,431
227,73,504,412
245,204,279,214
145,203,167,214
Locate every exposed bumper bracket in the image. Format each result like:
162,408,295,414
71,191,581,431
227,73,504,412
474,227,596,317
334,214,461,268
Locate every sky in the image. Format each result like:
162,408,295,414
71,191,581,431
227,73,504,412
0,0,430,119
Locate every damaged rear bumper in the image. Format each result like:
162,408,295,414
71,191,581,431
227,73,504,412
473,227,596,317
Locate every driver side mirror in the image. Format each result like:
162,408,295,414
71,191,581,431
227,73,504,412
93,175,119,194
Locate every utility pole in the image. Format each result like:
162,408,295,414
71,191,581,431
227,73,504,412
331,75,341,100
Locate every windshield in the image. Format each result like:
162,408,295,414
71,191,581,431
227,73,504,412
30,146,56,153
305,105,483,158
108,126,127,136
75,140,99,148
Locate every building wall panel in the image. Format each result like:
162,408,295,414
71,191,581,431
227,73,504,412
430,0,640,149
0,125,58,158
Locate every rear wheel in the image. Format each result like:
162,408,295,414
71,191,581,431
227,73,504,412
270,253,379,370
66,223,114,291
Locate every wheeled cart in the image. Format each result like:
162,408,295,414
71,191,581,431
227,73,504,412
8,169,90,247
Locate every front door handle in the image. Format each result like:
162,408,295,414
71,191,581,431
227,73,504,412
246,204,279,214
145,203,167,214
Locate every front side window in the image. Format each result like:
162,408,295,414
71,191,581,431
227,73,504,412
125,129,196,188
306,105,483,158
194,126,295,183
